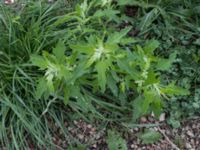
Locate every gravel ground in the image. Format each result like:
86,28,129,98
48,116,200,150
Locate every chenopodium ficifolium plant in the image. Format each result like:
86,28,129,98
30,0,190,121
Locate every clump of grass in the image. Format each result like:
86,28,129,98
0,1,77,149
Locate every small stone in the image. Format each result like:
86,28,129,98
192,124,196,129
91,128,96,132
78,134,84,140
92,144,97,148
153,127,158,131
130,144,134,148
159,113,165,122
52,137,56,142
187,130,194,137
185,143,192,149
142,146,146,150
181,134,185,138
4,0,15,4
87,124,92,129
151,112,155,117
185,126,189,130
148,116,154,122
140,117,147,123
73,120,78,125
95,134,101,139
172,129,178,133
190,139,194,144
166,130,171,135
134,127,139,131
130,129,134,133
196,140,199,145
68,127,72,130
84,138,88,142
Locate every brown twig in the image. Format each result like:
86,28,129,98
158,127,180,150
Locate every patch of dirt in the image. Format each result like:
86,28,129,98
124,6,138,17
48,116,200,150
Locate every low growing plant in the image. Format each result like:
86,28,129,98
0,0,192,149
31,0,189,122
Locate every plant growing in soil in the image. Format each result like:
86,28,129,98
0,0,193,149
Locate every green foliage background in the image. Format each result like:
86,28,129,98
0,0,199,149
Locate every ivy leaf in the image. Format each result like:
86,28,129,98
138,129,162,144
107,130,127,150
95,61,108,93
46,74,54,93
53,41,66,63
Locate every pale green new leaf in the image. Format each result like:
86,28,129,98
94,9,120,19
30,54,48,69
46,74,54,93
64,86,70,105
70,44,95,54
95,61,108,93
161,83,190,96
156,52,177,71
107,27,132,44
144,40,160,55
52,41,66,63
120,37,137,45
143,70,159,86
35,78,47,99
